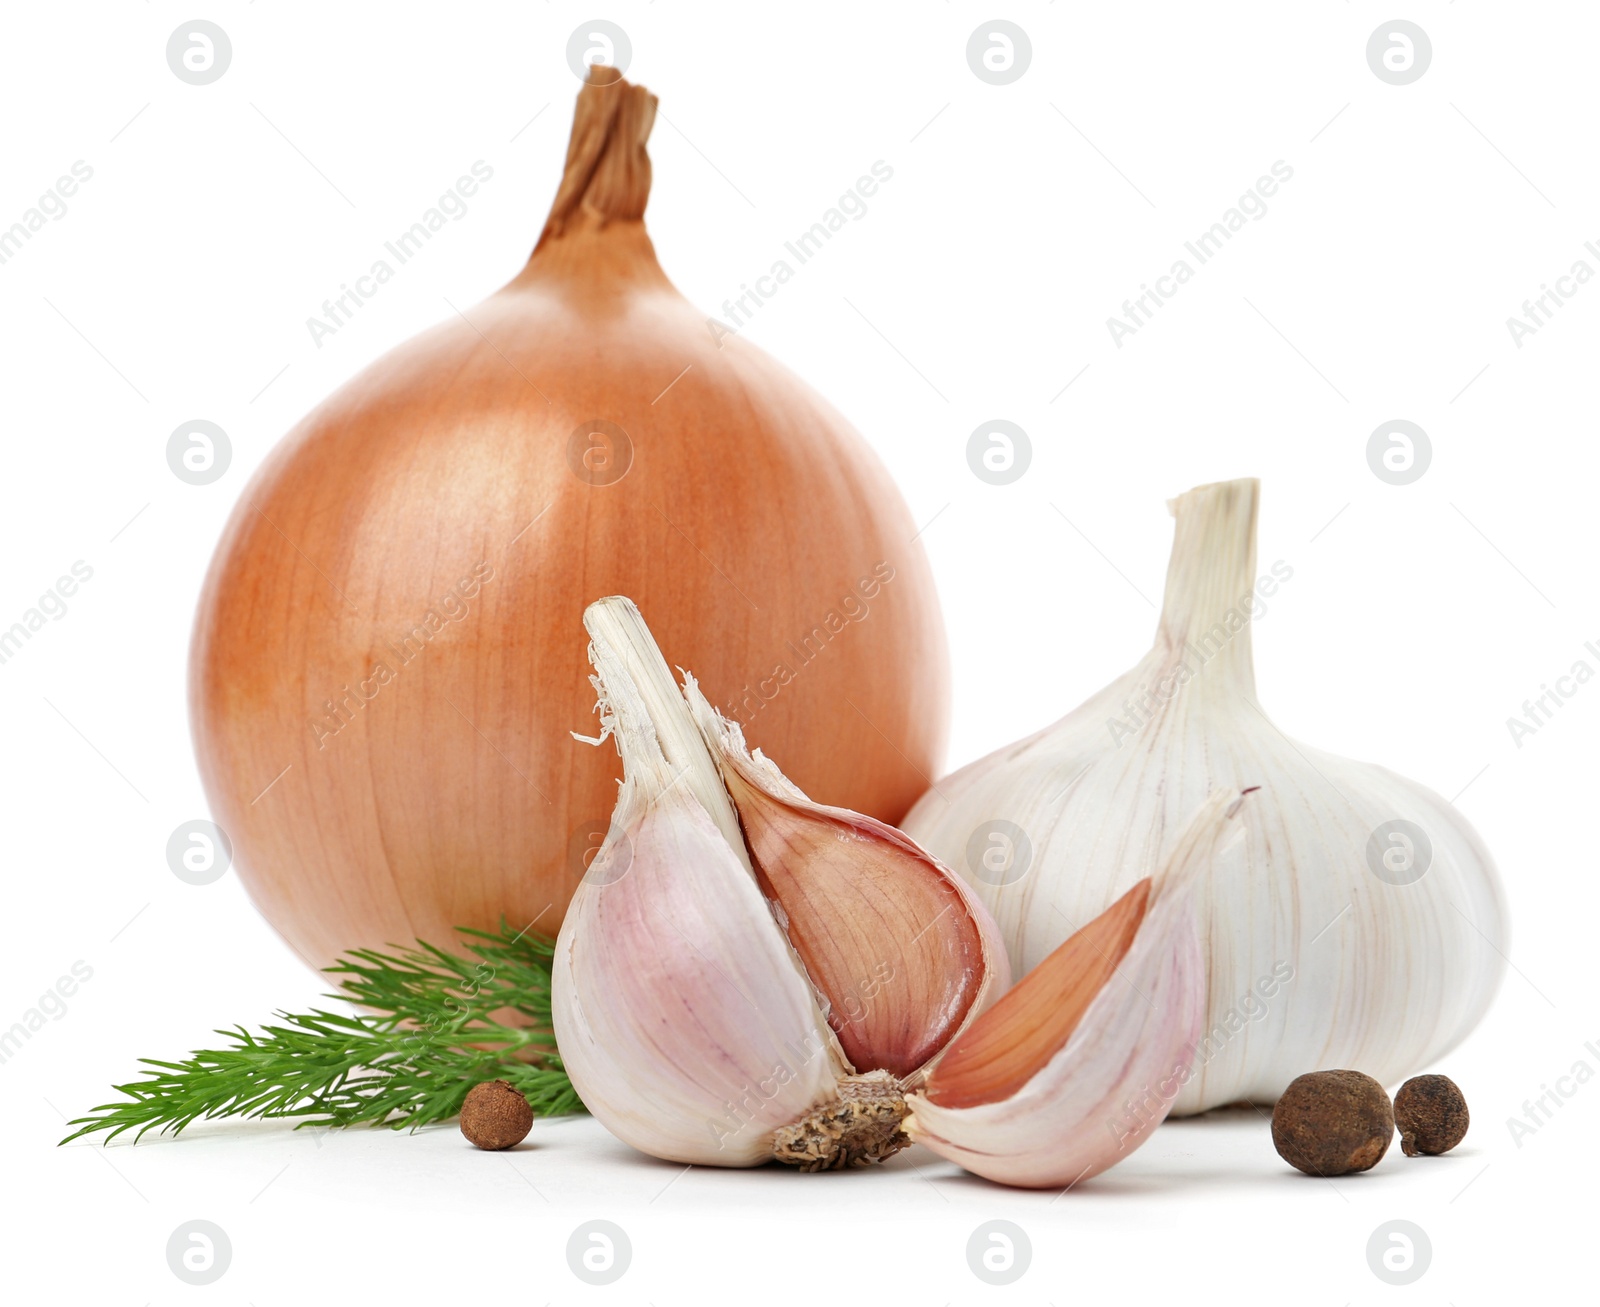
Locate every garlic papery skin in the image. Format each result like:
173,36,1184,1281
553,601,843,1166
553,596,1004,1168
685,680,1010,1082
903,479,1509,1114
904,790,1249,1189
555,781,846,1165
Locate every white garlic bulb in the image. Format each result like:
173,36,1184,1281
552,597,1009,1168
903,479,1509,1113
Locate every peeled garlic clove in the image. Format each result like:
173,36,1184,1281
686,683,1011,1080
903,479,1509,1114
904,789,1249,1189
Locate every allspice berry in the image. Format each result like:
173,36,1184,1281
1394,1074,1469,1156
460,1079,534,1151
1271,1070,1393,1176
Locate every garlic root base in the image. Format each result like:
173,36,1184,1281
771,1071,910,1172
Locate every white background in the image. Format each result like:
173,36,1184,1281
2,2,1595,1302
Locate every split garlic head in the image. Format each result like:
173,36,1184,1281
553,597,1008,1169
903,479,1509,1115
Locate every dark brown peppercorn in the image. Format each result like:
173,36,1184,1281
460,1080,534,1150
1271,1070,1393,1176
1394,1074,1469,1156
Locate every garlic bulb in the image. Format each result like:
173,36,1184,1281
906,789,1249,1188
903,479,1508,1113
552,598,1007,1168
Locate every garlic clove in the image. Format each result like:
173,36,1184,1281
903,789,1251,1189
685,680,1011,1081
919,879,1150,1111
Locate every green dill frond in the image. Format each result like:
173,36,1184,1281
62,919,582,1144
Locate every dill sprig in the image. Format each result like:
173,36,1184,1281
61,921,583,1144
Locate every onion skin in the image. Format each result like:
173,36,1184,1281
189,70,949,969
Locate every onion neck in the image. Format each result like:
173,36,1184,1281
518,67,675,294
537,65,655,246
1152,478,1260,698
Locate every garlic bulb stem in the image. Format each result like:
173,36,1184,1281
1154,477,1258,696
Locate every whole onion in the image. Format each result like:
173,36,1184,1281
190,69,949,969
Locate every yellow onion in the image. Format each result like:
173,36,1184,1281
189,68,948,969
